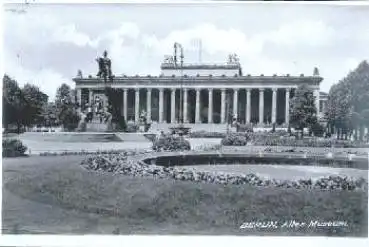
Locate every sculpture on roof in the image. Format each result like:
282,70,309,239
77,69,83,78
227,53,240,64
96,50,113,83
313,67,320,76
163,55,175,64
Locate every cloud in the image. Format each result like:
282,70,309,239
3,4,369,102
4,53,73,101
266,20,335,47
51,24,98,47
141,23,264,58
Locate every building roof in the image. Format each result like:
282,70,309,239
160,63,241,70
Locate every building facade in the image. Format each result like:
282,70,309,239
73,56,324,126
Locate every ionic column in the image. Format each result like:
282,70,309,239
76,88,82,108
246,89,251,123
89,90,93,105
171,89,176,124
147,88,152,122
233,88,238,117
183,88,188,123
123,88,128,120
272,88,277,124
285,88,290,125
259,88,264,125
159,88,164,123
314,89,320,116
221,89,226,124
135,88,140,123
195,89,201,123
208,89,213,123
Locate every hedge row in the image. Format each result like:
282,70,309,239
218,133,369,148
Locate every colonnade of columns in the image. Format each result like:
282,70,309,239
79,87,320,125
122,87,295,125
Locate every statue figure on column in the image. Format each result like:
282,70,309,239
96,50,113,83
313,67,320,76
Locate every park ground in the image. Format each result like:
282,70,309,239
2,152,368,236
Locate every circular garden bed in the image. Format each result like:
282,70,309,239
81,150,368,191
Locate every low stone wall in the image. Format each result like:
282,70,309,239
20,132,122,143
115,133,151,142
80,151,368,191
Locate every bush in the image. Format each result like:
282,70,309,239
115,116,127,132
311,122,325,137
125,121,139,133
221,133,250,146
153,135,191,152
237,123,253,133
60,107,80,131
2,139,28,157
189,131,226,138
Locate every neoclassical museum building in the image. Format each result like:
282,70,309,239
73,54,327,126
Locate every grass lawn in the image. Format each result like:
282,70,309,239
2,156,368,236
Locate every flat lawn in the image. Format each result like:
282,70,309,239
2,156,368,236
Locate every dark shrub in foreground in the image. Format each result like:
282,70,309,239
221,133,250,146
2,139,28,157
125,121,139,133
311,122,325,137
153,135,191,152
189,131,226,138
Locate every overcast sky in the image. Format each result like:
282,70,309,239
3,2,369,100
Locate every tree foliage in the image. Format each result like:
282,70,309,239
2,75,48,132
326,60,369,140
22,83,49,126
54,83,80,131
289,84,318,131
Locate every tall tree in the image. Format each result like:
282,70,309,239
41,102,58,127
2,75,27,133
289,84,318,136
326,60,369,140
3,75,50,132
55,84,80,131
21,83,49,127
55,83,73,106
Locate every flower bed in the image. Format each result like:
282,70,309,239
188,131,226,138
2,139,28,157
152,135,191,152
221,132,251,146
81,152,368,191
